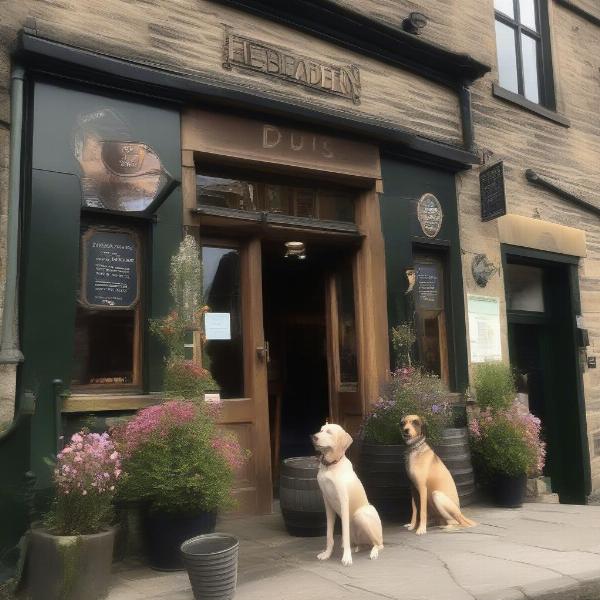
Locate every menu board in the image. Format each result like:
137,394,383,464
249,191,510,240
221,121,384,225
415,262,442,310
480,161,507,222
467,295,502,362
82,229,139,309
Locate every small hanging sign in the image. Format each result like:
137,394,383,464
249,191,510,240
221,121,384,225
480,161,507,222
417,193,443,238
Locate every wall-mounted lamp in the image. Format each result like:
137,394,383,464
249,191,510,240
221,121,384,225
402,12,428,35
284,241,306,260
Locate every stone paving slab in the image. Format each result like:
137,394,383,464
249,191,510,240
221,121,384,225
107,503,600,600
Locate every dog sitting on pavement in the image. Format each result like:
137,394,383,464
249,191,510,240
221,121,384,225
401,414,476,535
312,423,384,566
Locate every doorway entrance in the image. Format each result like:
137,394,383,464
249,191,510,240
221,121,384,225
505,253,590,503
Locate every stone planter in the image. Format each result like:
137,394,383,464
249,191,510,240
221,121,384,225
28,527,115,600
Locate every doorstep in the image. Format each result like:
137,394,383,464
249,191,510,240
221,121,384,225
108,502,600,600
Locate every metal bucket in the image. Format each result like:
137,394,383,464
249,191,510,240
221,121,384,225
181,533,239,600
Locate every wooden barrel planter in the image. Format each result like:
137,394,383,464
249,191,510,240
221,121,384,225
279,457,326,537
436,427,476,506
358,443,411,522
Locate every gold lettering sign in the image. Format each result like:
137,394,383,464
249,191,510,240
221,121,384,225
222,27,361,104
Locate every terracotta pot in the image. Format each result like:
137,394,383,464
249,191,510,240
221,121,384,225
28,527,115,600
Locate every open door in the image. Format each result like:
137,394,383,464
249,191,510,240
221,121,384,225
200,238,272,515
325,256,363,444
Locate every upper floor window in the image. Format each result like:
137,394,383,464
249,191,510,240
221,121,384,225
494,0,555,108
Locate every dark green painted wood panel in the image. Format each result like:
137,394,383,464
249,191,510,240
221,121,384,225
380,158,468,392
18,170,82,487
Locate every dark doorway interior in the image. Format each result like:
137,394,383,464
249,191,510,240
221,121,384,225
262,242,334,485
506,256,589,503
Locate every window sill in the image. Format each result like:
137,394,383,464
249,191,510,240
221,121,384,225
62,393,162,413
492,84,570,128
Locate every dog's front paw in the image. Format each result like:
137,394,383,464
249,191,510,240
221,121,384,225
415,526,427,536
404,523,416,531
317,550,332,561
341,551,353,567
369,546,379,560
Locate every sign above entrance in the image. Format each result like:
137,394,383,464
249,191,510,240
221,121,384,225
222,27,361,104
182,109,381,182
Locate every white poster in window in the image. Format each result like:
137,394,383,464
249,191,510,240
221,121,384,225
204,312,231,340
468,295,502,363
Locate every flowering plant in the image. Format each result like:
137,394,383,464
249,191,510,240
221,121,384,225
44,430,122,535
469,401,546,478
359,367,452,447
164,358,218,400
113,400,248,514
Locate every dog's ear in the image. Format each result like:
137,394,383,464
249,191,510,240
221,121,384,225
342,430,353,452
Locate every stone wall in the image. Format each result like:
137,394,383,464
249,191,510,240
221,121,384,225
0,0,598,488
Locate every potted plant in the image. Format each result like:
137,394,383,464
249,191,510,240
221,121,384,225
28,431,122,600
469,362,546,507
358,367,452,521
113,400,247,571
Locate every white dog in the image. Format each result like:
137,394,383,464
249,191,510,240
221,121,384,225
312,423,384,566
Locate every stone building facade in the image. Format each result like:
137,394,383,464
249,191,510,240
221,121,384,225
0,0,598,533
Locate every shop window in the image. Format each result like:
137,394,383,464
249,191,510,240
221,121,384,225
197,174,355,223
494,0,555,108
412,254,449,384
506,263,545,312
336,260,358,388
71,225,142,388
202,245,244,398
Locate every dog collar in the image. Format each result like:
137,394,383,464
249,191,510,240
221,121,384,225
405,436,427,454
320,455,342,467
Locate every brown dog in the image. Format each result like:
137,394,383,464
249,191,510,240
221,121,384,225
401,414,476,535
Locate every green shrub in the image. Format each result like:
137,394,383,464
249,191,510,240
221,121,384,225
164,358,218,400
473,362,515,411
360,367,451,447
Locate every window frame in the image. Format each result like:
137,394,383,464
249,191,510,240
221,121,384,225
494,0,556,110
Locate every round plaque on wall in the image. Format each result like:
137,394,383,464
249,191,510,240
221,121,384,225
417,193,443,238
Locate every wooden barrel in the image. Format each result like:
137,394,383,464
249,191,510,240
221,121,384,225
279,456,326,537
436,428,476,506
358,443,412,522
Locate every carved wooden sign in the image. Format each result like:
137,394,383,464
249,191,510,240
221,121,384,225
222,26,361,104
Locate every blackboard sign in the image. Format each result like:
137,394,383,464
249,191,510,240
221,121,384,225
480,161,506,222
82,228,139,309
415,262,443,310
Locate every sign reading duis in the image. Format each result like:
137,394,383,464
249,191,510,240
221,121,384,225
222,27,361,104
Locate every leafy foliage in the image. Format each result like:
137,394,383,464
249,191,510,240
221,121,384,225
469,402,546,479
113,401,245,514
164,358,218,400
360,367,452,447
44,431,121,535
391,322,416,369
472,362,516,412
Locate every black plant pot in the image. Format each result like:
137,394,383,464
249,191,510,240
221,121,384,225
142,509,217,571
490,473,527,508
181,533,239,600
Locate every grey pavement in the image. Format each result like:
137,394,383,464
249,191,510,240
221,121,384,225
108,503,600,600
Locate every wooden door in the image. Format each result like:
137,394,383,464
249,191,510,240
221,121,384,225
200,238,272,515
325,258,363,444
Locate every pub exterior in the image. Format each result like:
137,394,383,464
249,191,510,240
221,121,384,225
0,0,599,573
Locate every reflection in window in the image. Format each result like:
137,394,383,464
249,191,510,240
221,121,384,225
197,174,355,223
506,264,545,312
336,261,358,385
494,0,550,107
202,246,244,398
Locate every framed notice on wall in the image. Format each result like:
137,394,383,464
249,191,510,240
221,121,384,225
479,161,506,222
467,295,502,363
80,228,140,309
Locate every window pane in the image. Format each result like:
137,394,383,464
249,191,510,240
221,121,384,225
336,261,358,385
521,33,540,103
495,20,519,93
494,0,514,18
506,264,545,312
202,246,244,398
519,0,537,30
